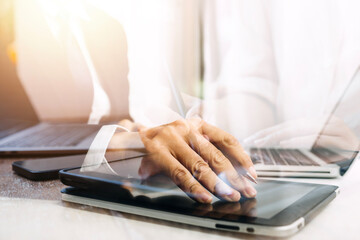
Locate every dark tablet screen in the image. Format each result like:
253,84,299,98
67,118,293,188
61,156,337,226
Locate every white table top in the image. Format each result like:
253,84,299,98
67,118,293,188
1,159,359,240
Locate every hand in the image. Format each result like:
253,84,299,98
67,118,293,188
118,119,143,132
138,118,257,204
244,116,359,151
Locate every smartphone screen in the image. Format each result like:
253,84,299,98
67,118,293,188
12,150,145,180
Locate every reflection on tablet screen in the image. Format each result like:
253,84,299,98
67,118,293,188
78,157,316,219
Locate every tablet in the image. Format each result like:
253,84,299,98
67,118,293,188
59,156,339,237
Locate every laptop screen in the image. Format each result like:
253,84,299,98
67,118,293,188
0,7,38,139
310,67,360,164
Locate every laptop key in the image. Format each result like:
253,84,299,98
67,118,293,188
277,149,301,166
259,149,275,165
0,125,98,147
250,149,263,164
269,149,288,165
289,150,319,166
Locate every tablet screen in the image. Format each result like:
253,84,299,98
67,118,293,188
75,157,318,220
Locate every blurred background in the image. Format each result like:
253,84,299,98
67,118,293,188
1,0,359,151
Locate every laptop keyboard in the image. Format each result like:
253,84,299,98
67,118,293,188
0,120,35,139
0,124,100,148
250,148,320,166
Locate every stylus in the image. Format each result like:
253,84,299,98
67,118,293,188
245,172,258,184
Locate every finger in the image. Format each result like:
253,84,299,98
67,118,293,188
173,140,241,202
138,156,160,179
244,118,326,146
190,133,256,198
130,121,146,132
279,135,319,149
314,135,350,150
243,123,288,145
253,120,329,148
253,127,301,148
199,121,257,178
118,119,145,132
161,151,213,203
279,134,342,149
322,120,355,137
118,119,135,131
139,131,212,203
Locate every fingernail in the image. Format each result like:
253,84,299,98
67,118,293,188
249,166,258,179
199,193,212,203
223,191,240,202
215,182,233,196
245,187,257,198
215,182,240,201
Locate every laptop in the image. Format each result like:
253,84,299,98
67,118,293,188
249,68,360,178
59,156,339,237
0,2,134,156
165,51,359,178
0,61,101,156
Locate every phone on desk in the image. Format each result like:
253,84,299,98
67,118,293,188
12,155,87,181
12,150,146,181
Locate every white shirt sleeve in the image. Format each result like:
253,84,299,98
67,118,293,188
124,0,201,127
200,0,278,139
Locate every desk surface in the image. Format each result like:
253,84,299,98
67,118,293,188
1,157,359,240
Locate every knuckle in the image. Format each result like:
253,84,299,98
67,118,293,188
192,138,207,154
174,119,187,126
173,119,191,134
191,160,210,180
161,126,176,137
181,177,197,194
143,139,161,152
228,172,243,186
141,127,160,140
212,149,228,166
192,118,205,126
143,143,157,153
155,127,180,141
190,118,205,130
223,135,240,147
197,137,209,149
188,182,199,194
171,167,188,185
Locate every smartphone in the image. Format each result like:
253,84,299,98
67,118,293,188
12,150,146,181
12,155,87,181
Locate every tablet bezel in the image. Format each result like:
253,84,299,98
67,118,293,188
59,161,338,228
